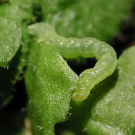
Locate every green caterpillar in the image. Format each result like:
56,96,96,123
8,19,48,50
28,22,117,101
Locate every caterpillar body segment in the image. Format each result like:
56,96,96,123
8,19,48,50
28,23,117,101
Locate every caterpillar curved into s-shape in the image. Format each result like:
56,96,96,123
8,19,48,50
28,22,117,102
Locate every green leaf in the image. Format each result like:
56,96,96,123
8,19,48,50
0,22,29,108
10,0,33,22
0,1,33,66
0,1,33,23
0,17,22,66
25,40,79,135
39,0,133,41
56,46,135,135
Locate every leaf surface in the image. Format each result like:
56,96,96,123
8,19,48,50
0,22,29,108
39,0,133,41
0,1,33,66
0,17,22,66
25,40,79,135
